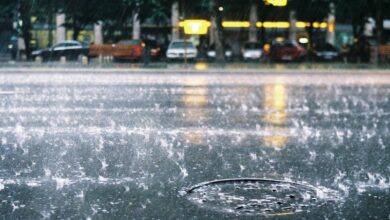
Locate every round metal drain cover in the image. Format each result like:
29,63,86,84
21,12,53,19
182,178,337,216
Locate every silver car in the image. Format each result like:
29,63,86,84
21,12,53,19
166,40,198,61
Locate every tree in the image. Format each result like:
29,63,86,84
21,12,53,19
292,0,329,47
210,0,225,63
123,0,175,39
55,0,174,41
335,0,390,42
0,0,34,59
336,0,370,38
34,0,59,46
19,0,33,58
58,0,106,40
0,0,14,37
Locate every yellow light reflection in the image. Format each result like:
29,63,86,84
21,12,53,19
183,131,205,145
179,20,211,35
182,80,208,107
222,21,251,28
328,21,335,33
275,37,285,42
195,62,209,71
182,78,208,120
263,43,271,53
258,22,290,28
296,21,311,28
177,20,327,29
262,22,290,29
296,22,306,28
181,78,209,144
313,22,328,29
263,84,287,125
262,83,289,149
182,89,207,108
263,127,289,149
264,0,288,7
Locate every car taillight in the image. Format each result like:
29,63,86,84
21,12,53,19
135,47,143,55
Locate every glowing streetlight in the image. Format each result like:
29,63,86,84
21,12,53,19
264,0,288,7
179,20,211,35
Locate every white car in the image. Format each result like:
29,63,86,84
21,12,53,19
166,40,198,60
242,42,262,61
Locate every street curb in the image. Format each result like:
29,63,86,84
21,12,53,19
0,67,390,75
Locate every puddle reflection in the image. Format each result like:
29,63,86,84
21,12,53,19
182,78,208,144
262,82,290,149
183,131,205,145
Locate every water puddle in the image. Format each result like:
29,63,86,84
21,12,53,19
181,178,341,216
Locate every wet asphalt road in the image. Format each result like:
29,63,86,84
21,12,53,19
0,70,389,219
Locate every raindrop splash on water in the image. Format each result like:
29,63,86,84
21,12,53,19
182,178,343,216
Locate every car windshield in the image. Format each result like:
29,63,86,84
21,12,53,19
169,41,194,49
283,41,298,47
316,44,337,51
118,40,141,46
244,43,261,49
209,44,231,50
145,40,158,48
52,43,67,48
66,42,80,47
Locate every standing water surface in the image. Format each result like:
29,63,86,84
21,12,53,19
0,71,389,219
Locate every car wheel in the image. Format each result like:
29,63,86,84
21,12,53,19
77,54,84,62
34,56,43,63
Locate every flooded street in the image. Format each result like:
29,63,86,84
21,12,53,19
0,70,389,219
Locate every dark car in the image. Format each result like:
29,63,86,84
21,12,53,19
144,40,162,60
310,43,340,61
31,40,89,61
207,44,233,61
271,40,307,62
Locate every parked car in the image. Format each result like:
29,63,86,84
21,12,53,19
271,40,307,62
207,44,233,61
144,40,162,60
112,39,144,61
310,43,340,61
242,42,263,61
166,40,198,61
31,40,89,61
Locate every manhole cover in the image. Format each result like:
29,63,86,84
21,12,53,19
182,178,338,216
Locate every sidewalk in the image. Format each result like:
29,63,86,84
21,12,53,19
0,53,10,63
0,59,389,71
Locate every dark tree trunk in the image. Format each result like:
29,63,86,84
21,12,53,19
73,27,81,40
306,25,314,49
72,18,81,40
19,0,32,59
352,17,359,38
375,0,383,44
210,0,224,63
259,4,265,44
47,1,54,46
